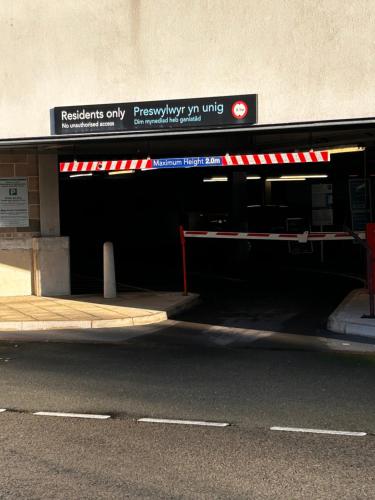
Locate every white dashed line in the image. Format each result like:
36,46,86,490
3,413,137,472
33,411,111,419
0,409,6,413
138,418,229,427
270,426,366,437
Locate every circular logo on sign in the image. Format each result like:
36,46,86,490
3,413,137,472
231,100,248,119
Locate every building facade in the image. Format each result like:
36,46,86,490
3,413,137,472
0,0,374,295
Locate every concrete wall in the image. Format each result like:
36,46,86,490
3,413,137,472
0,238,34,296
0,152,70,296
0,0,374,138
38,154,61,236
32,237,70,297
0,154,38,295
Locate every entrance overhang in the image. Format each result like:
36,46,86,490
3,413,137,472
1,116,375,155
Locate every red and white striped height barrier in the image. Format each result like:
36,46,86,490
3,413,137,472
60,159,152,172
60,150,330,172
183,230,365,242
222,151,329,166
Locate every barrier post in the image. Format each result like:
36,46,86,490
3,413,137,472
179,225,188,296
366,223,375,318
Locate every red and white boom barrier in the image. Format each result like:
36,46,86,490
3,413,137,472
179,226,366,295
183,230,366,242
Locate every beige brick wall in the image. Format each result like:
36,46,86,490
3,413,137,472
0,152,40,237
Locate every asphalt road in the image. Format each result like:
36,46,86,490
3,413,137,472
0,340,374,499
0,269,374,499
0,412,373,499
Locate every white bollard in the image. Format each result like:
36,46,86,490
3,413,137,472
103,241,117,299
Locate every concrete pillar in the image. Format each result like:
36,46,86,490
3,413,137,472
38,153,60,236
230,171,249,269
230,171,248,230
264,179,272,204
32,154,71,296
103,242,116,298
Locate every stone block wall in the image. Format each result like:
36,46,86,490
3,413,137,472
0,151,40,237
0,151,70,296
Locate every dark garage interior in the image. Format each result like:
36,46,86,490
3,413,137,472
59,127,375,304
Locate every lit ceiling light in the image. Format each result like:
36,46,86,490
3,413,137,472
280,175,328,179
203,177,228,182
108,170,135,176
327,146,365,154
246,176,261,180
69,173,93,178
266,177,306,182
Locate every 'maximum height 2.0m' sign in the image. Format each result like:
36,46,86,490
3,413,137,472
53,94,257,135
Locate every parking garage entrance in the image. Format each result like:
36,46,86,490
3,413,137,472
59,128,375,334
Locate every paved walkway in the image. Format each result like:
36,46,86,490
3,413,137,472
0,292,198,330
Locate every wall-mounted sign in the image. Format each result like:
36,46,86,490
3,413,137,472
152,157,223,168
53,94,257,135
0,178,29,227
311,184,333,226
349,178,371,230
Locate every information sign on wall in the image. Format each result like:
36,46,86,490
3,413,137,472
311,184,333,226
349,178,371,230
0,178,29,228
53,94,257,135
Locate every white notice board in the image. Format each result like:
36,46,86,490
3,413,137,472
311,184,333,226
0,178,29,227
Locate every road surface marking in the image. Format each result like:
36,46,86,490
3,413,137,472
270,426,366,436
138,418,229,427
33,411,111,419
0,409,6,413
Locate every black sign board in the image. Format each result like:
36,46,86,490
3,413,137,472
53,94,257,135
